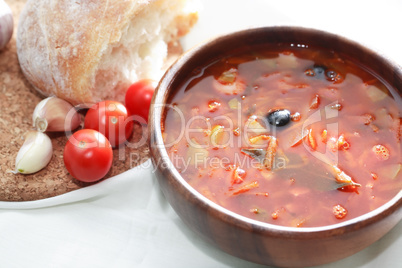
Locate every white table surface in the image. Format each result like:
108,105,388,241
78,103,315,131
0,0,401,267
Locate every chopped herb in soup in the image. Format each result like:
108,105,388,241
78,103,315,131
162,45,401,227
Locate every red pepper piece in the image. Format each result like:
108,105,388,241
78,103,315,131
309,94,320,109
231,181,259,196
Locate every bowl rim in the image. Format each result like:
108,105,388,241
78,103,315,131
149,25,402,237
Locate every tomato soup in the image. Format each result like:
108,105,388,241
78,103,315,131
162,44,401,227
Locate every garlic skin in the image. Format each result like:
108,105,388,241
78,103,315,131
15,131,53,174
0,0,13,50
32,96,81,132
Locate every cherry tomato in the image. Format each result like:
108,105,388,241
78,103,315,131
85,100,133,147
124,79,156,123
64,129,113,182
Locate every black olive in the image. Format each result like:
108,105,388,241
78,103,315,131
305,65,344,83
313,65,326,77
266,109,291,127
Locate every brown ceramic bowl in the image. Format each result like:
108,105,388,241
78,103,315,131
149,26,402,267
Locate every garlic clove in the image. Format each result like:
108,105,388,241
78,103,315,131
0,0,13,50
32,96,81,132
15,131,53,174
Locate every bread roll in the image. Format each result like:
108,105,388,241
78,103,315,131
16,0,198,106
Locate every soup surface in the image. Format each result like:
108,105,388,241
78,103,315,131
162,44,402,227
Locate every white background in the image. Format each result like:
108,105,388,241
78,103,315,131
0,1,401,267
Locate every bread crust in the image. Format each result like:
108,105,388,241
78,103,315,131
17,0,197,105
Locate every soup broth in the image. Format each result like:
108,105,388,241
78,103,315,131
162,44,401,227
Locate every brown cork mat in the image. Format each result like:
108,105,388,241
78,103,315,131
0,0,149,201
